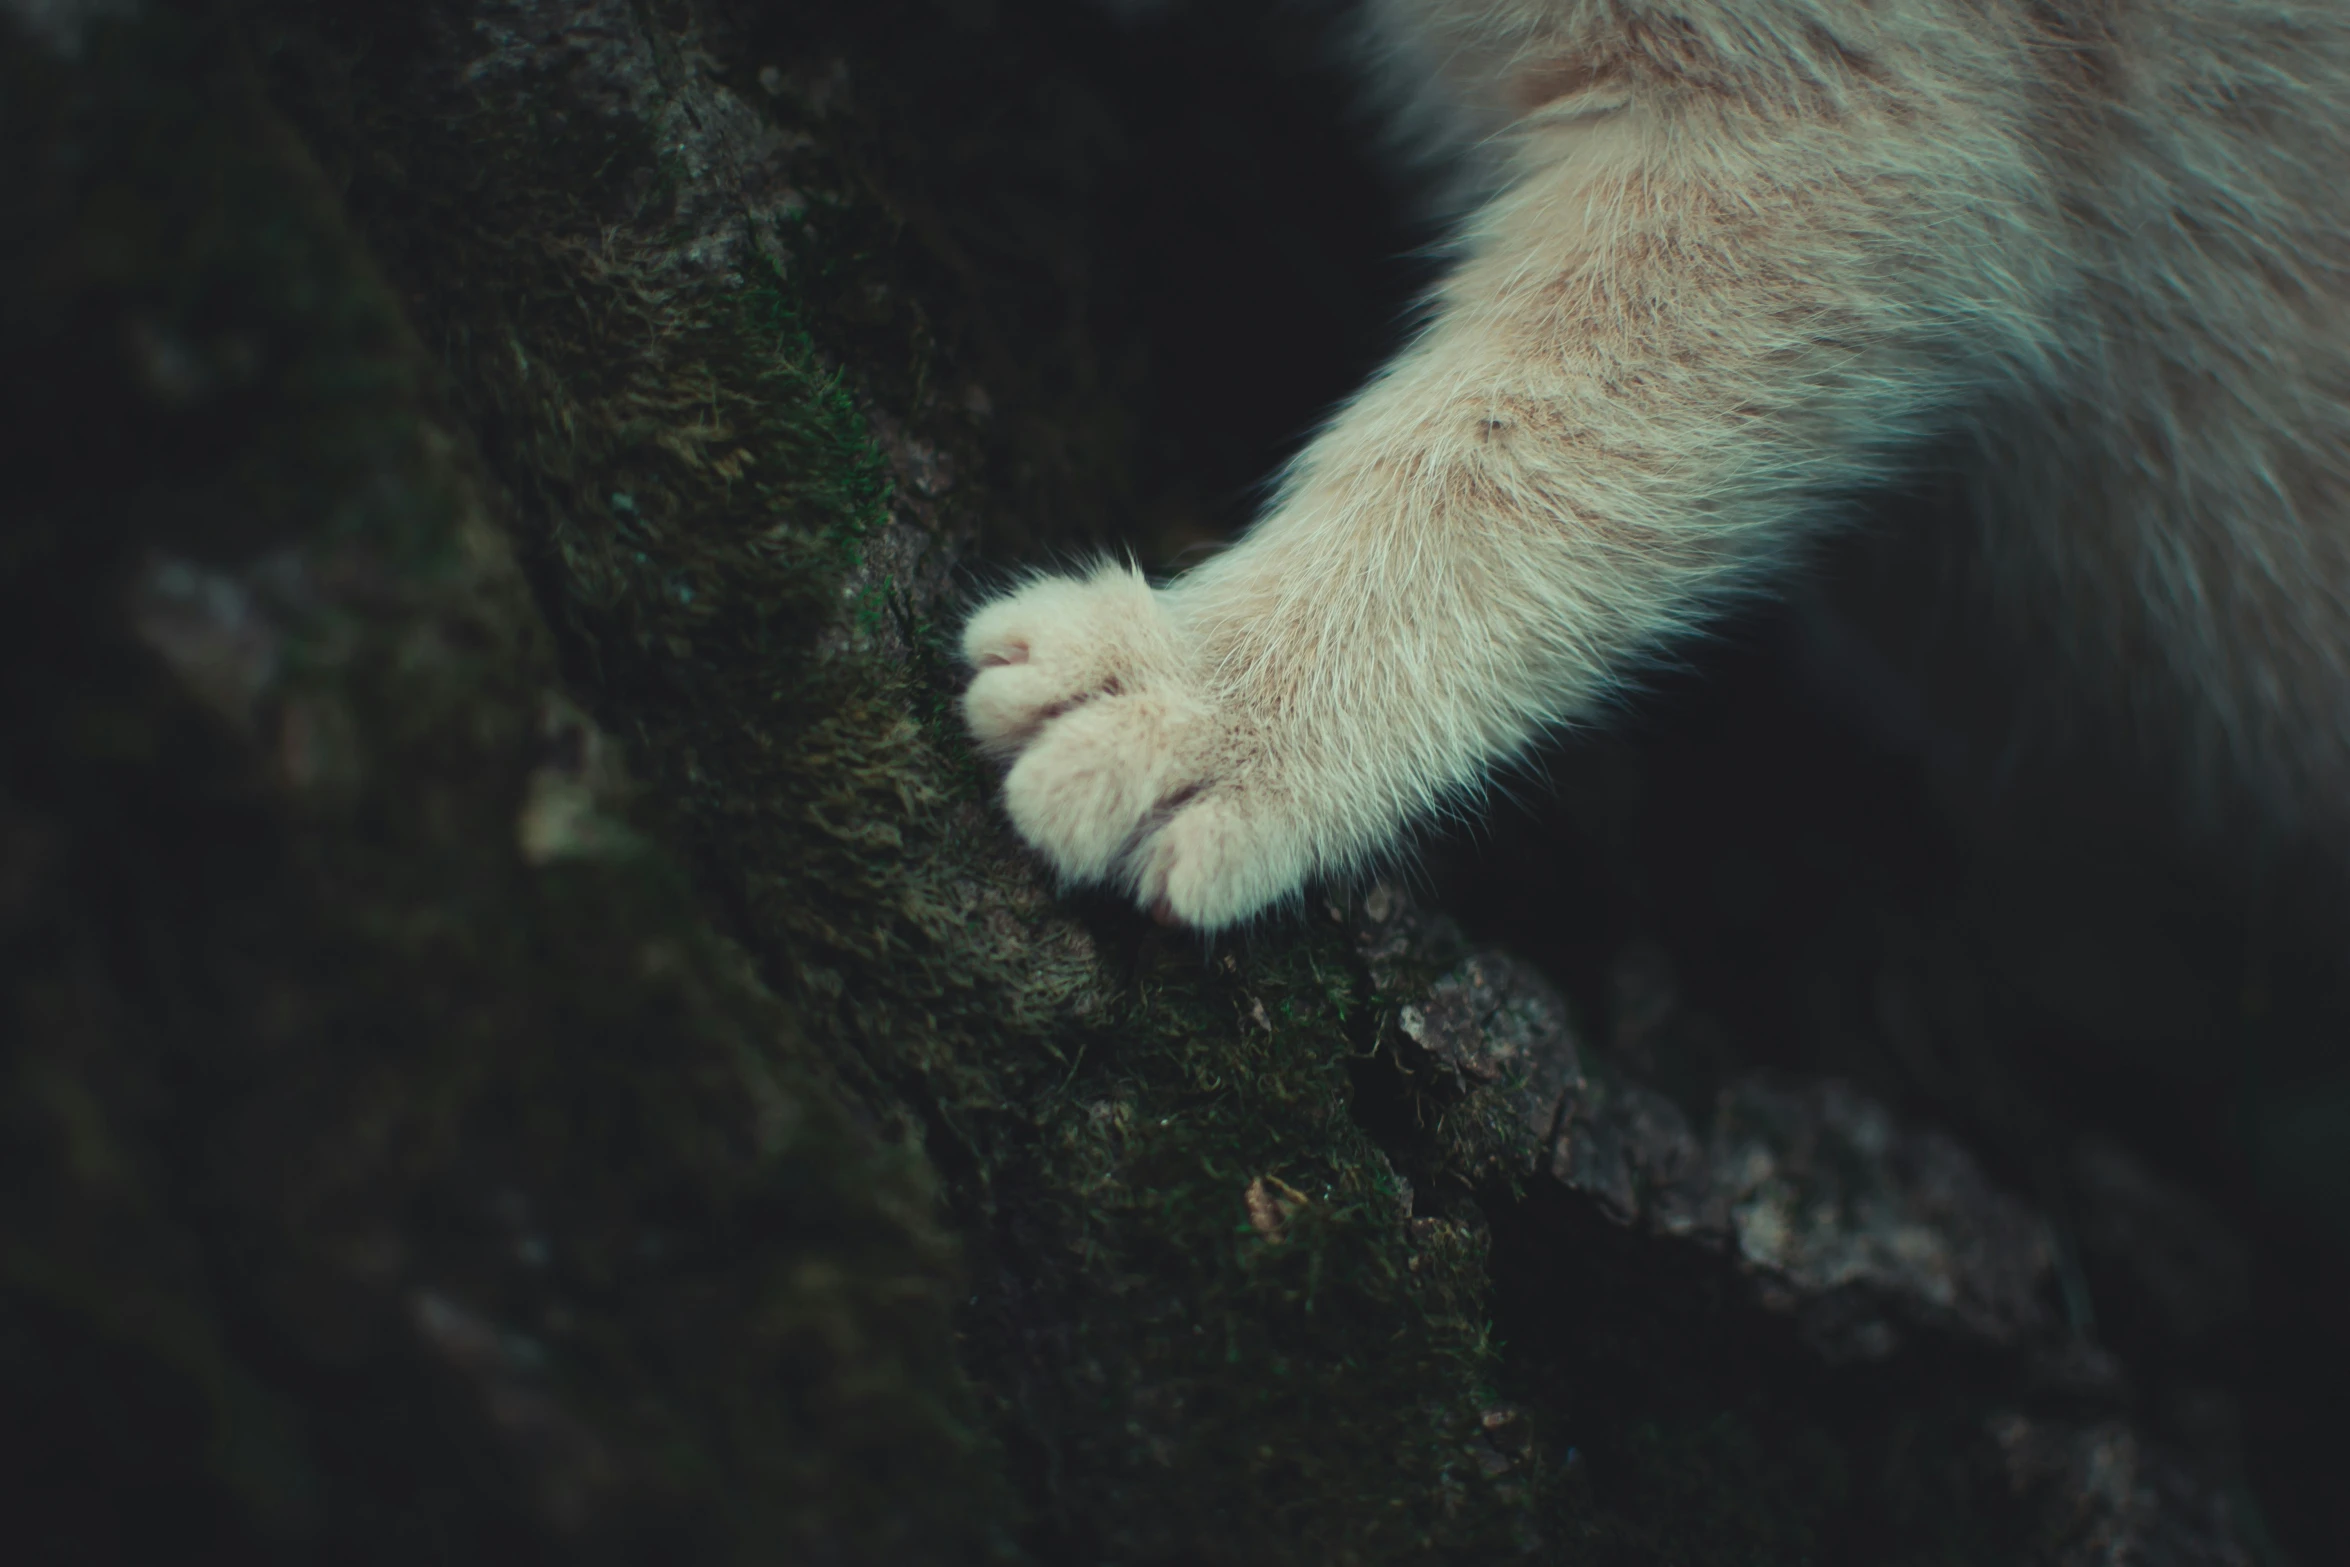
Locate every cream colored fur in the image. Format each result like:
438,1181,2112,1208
965,0,2350,929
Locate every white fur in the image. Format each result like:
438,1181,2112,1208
964,0,2350,929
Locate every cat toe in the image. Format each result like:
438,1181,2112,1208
961,563,1181,757
964,656,1077,758
965,562,1320,926
1132,790,1312,932
1001,692,1202,884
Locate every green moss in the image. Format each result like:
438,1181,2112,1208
732,253,895,567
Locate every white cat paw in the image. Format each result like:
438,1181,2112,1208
961,564,1311,929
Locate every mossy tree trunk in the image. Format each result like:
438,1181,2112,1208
0,3,2300,1564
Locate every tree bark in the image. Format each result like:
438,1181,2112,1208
0,2,2298,1562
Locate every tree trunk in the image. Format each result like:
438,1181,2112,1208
0,2,2322,1563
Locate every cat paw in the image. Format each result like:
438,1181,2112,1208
961,564,1311,929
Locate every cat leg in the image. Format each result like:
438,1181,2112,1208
966,41,2058,929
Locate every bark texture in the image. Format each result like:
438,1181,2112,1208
3,2,2339,1563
